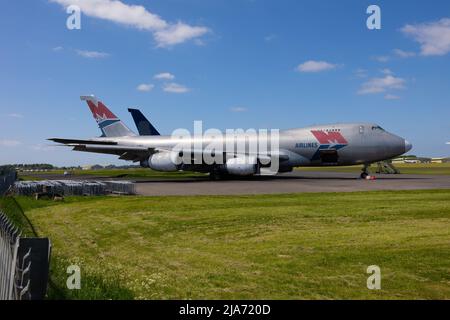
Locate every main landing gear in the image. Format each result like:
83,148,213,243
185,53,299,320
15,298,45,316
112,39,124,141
209,168,228,181
361,164,376,180
209,169,220,181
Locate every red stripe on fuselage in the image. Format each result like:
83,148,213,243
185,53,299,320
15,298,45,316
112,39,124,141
311,130,348,144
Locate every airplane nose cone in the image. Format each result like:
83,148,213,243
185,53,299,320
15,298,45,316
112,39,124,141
404,140,412,153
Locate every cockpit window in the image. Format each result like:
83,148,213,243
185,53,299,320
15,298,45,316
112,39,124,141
371,126,385,131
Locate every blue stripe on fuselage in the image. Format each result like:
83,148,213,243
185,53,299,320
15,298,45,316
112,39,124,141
311,144,347,161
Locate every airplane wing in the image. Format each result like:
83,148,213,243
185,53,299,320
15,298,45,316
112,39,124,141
48,138,153,162
49,138,291,165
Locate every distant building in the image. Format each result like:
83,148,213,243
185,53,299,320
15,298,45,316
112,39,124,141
392,158,406,164
82,164,104,170
404,159,420,164
392,156,431,164
431,157,450,164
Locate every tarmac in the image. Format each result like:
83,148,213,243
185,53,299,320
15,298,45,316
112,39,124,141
134,171,450,196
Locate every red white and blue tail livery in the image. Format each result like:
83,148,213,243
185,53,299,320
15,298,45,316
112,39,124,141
81,95,136,138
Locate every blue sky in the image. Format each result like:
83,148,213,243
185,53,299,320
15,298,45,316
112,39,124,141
1,0,449,166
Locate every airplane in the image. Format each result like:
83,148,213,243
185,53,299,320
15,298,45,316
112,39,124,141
49,95,412,180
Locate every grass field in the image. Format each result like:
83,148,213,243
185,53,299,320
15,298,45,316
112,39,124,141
19,168,206,181
1,190,449,300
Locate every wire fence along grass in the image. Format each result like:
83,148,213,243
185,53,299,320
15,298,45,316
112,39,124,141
0,198,35,237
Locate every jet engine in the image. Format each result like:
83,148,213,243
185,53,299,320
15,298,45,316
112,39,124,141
141,151,181,172
224,156,258,176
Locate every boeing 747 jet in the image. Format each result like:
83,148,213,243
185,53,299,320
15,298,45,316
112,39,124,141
50,96,412,179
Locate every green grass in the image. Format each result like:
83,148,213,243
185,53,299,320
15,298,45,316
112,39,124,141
6,190,450,300
19,168,206,181
0,197,35,236
297,163,450,175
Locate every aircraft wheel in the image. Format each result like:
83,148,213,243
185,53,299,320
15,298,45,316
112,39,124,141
360,172,369,179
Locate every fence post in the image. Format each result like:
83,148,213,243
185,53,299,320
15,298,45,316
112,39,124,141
8,235,20,300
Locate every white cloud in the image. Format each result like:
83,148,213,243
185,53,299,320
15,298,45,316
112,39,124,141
393,48,416,58
296,60,337,73
354,68,368,78
0,139,22,147
230,107,248,112
8,113,24,118
380,68,393,75
154,22,210,48
76,50,109,58
384,94,400,100
51,0,209,48
163,83,190,94
372,55,390,62
52,0,168,30
52,46,64,52
358,75,406,95
136,83,154,92
264,34,277,42
401,18,450,56
154,72,175,80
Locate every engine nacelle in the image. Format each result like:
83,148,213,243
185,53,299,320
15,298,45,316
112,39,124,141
225,156,258,176
141,152,180,172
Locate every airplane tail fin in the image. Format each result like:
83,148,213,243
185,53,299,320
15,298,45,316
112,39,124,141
81,95,136,137
128,108,160,136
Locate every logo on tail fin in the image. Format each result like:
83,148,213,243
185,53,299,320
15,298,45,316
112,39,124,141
81,96,118,124
80,95,136,137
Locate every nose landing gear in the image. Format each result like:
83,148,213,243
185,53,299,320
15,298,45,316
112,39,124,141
361,165,376,180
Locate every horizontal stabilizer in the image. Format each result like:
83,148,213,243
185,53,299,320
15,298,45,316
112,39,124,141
48,138,117,145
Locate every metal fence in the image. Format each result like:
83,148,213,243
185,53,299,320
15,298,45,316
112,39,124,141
0,170,16,196
13,180,136,196
0,211,50,300
0,212,20,299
